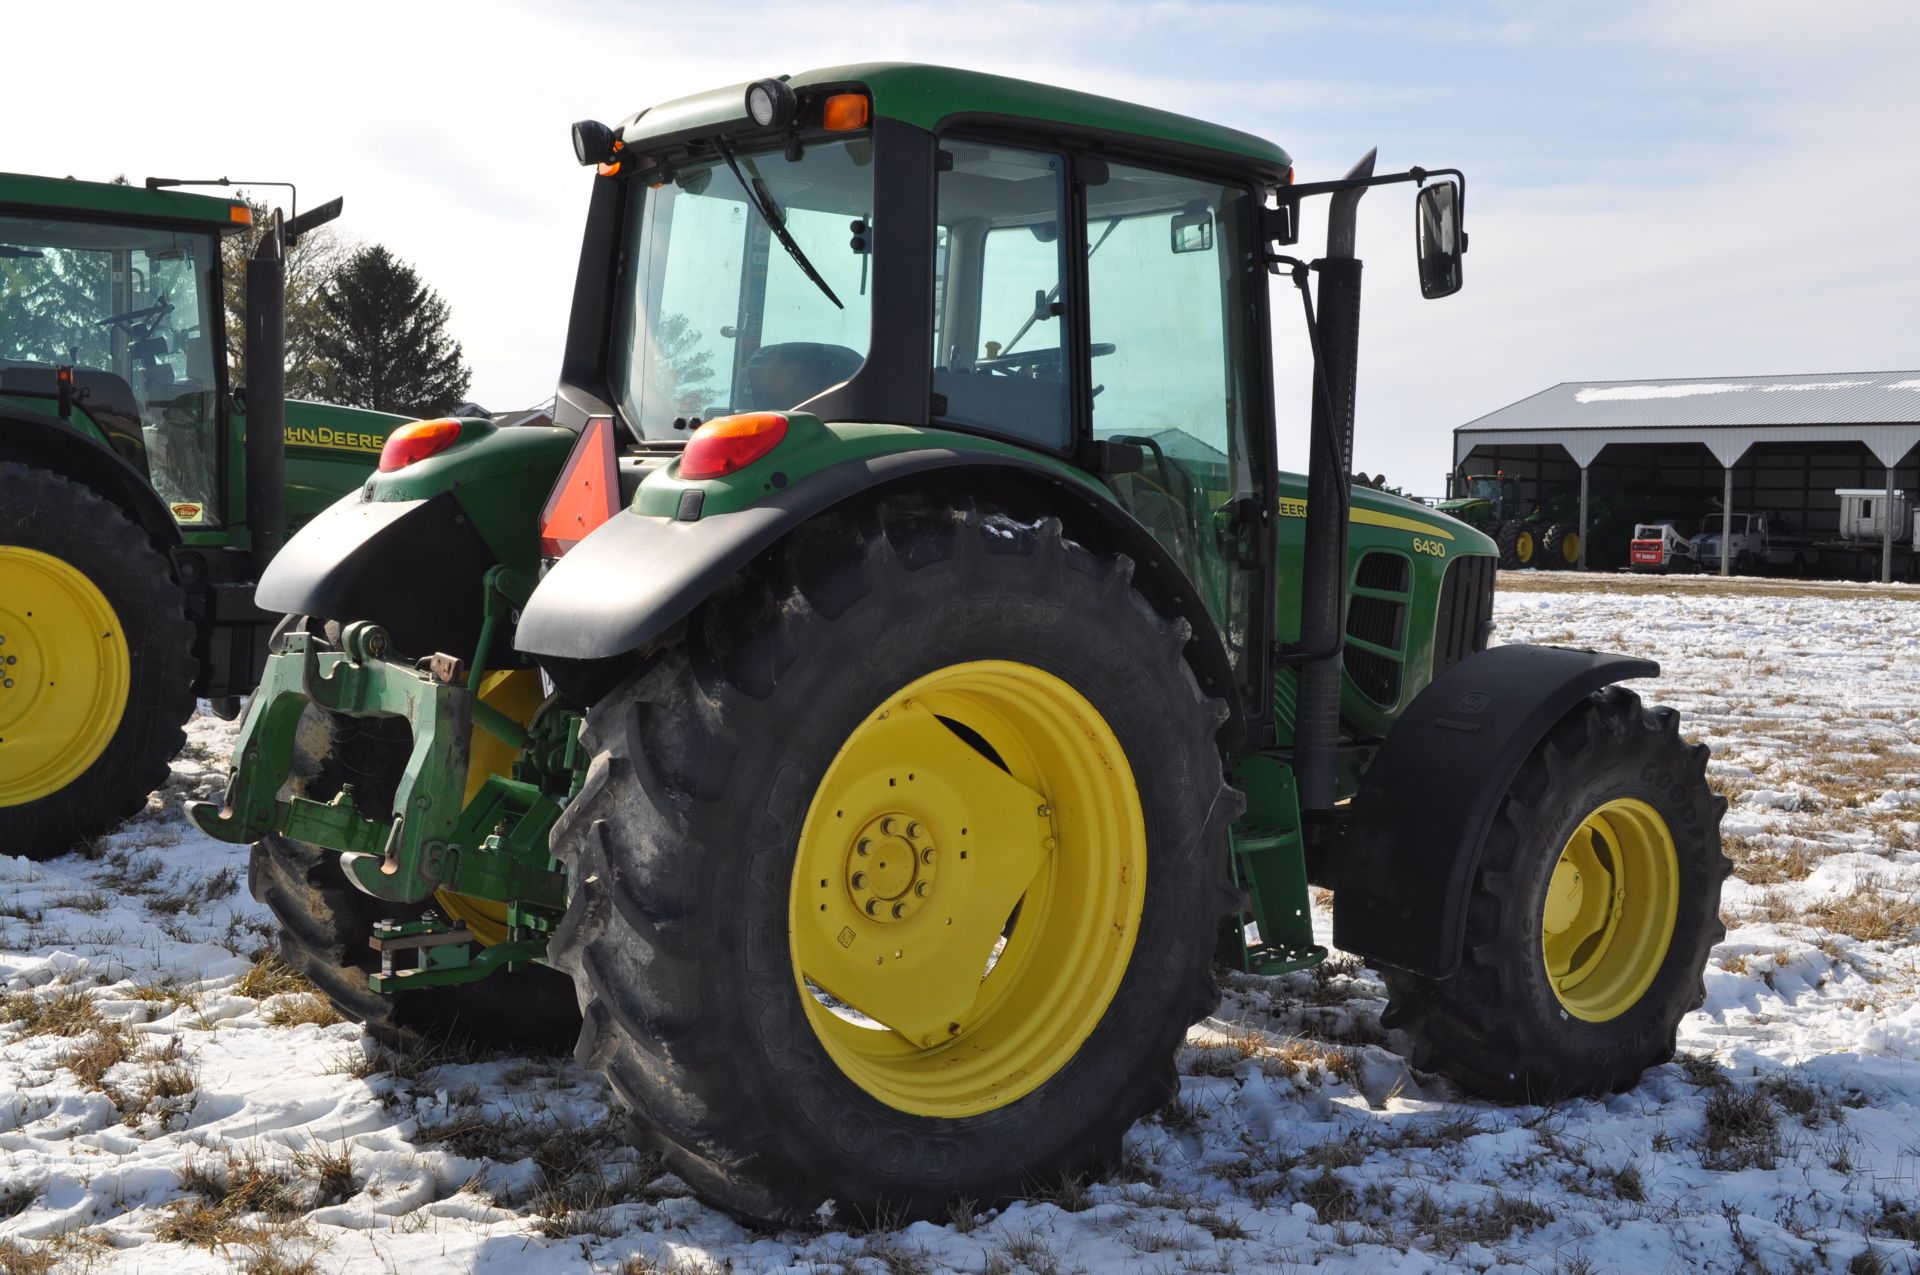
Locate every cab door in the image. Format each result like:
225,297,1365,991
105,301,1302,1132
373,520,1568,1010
1075,159,1273,728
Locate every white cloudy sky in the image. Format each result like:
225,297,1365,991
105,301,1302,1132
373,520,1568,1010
13,0,1919,492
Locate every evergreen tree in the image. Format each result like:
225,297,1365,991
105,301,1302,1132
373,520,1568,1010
307,245,471,417
220,200,357,401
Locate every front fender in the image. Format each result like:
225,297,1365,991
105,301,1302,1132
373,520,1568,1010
1331,643,1660,978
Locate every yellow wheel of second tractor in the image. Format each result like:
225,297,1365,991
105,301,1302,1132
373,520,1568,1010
548,500,1237,1225
0,546,131,806
0,463,196,859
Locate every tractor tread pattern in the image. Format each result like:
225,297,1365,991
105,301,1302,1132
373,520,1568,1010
546,498,1240,1226
1379,686,1729,1101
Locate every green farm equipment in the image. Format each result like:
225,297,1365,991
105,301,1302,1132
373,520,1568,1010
1435,471,1579,569
191,65,1727,1223
0,174,406,855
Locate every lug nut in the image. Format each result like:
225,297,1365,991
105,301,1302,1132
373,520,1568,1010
851,872,867,889
856,839,871,857
921,847,936,864
914,881,931,897
1037,804,1052,817
906,821,922,839
881,816,898,835
866,900,881,916
891,902,906,919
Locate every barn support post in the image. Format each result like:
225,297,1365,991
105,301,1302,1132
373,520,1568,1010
1884,464,1896,584
1577,466,1589,571
1721,465,1733,577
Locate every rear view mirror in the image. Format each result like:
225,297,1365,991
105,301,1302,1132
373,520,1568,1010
1170,208,1214,254
1415,181,1463,298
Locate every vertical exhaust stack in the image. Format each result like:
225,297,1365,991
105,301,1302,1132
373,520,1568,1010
244,214,287,569
1293,149,1375,815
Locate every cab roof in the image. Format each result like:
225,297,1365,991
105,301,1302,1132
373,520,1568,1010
0,171,251,232
619,62,1292,182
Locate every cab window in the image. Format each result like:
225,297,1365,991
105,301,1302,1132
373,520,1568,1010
930,143,1070,449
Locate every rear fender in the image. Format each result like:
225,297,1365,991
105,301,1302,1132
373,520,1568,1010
516,438,1247,746
255,421,575,659
0,407,180,551
1331,643,1659,977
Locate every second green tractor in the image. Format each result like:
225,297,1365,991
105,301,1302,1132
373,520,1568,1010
193,65,1727,1224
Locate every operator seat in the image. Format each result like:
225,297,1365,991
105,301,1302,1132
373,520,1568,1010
0,361,148,468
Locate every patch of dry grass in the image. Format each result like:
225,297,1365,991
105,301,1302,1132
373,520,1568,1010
264,996,343,1029
1,988,103,1038
159,1150,305,1250
1808,884,1920,942
235,954,314,1001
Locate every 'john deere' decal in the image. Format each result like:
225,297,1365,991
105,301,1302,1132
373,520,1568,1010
287,425,385,454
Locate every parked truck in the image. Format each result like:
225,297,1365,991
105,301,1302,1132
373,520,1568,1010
1817,488,1917,581
1693,512,1816,575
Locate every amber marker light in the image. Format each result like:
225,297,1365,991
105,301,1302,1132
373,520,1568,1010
229,205,254,224
377,418,464,472
679,413,789,480
822,93,871,131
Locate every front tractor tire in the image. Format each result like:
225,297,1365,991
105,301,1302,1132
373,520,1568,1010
547,500,1238,1225
0,462,195,858
1542,522,1581,570
1380,686,1729,1100
1496,520,1535,570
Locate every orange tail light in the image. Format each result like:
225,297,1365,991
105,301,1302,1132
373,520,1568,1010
378,418,464,472
679,412,788,480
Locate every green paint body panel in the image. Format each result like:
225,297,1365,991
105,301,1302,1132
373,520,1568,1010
279,399,413,531
0,394,112,448
619,63,1290,178
634,415,1107,518
360,421,578,575
0,171,250,230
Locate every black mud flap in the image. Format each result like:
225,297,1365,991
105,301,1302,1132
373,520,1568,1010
1333,643,1659,978
254,490,495,659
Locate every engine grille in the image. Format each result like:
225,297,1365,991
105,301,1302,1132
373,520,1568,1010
1434,552,1497,675
1344,552,1410,707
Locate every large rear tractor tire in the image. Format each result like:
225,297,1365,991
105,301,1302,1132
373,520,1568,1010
1494,520,1526,569
247,642,581,1052
0,462,196,859
1541,522,1581,570
1380,687,1728,1099
547,499,1239,1225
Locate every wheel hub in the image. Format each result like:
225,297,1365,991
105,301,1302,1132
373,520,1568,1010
0,547,130,806
846,812,937,922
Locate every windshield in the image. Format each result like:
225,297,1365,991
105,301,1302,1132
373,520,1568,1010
613,137,875,440
0,215,222,521
1464,476,1504,500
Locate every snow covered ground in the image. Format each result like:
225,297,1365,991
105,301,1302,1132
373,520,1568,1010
3,574,1919,1273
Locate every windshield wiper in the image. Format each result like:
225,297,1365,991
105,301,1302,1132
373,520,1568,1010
999,215,1121,356
713,139,843,311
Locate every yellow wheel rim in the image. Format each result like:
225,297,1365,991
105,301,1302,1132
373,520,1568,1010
1540,798,1679,1022
1514,530,1535,564
790,660,1145,1118
0,547,130,806
434,668,545,946
1561,533,1581,565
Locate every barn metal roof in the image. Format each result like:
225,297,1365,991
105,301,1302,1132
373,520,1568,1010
1454,370,1920,468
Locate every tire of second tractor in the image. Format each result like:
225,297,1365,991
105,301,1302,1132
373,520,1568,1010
1378,686,1729,1100
1541,522,1580,570
1495,520,1528,570
247,630,582,1053
0,461,196,859
546,498,1241,1226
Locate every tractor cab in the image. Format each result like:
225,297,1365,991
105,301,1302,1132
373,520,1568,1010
0,178,244,524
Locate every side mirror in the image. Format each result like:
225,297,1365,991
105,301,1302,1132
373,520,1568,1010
1415,180,1464,299
1170,208,1214,254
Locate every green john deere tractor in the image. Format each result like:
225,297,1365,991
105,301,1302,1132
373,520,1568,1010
1435,472,1580,569
191,65,1727,1224
0,174,409,856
